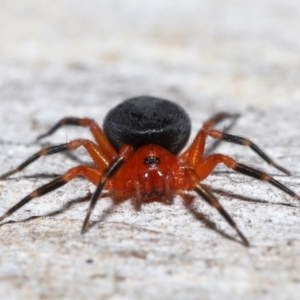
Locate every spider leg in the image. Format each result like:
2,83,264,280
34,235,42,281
205,128,291,175
179,112,239,161
36,117,117,159
194,183,249,246
0,166,101,223
195,154,300,200
180,131,206,166
0,139,109,179
203,112,240,156
202,112,240,129
81,145,132,234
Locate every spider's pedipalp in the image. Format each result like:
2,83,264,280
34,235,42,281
194,183,249,246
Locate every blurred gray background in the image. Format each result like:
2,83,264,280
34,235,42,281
0,1,300,300
1,0,300,106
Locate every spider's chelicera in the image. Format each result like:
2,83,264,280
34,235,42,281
0,96,299,246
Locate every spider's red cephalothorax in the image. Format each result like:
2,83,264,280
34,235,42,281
1,96,299,246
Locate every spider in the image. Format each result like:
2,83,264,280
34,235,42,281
0,96,299,246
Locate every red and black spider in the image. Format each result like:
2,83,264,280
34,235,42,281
0,96,299,246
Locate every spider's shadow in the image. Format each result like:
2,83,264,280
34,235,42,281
0,193,92,227
0,192,116,230
1,186,297,245
210,186,299,208
181,193,243,245
181,185,299,246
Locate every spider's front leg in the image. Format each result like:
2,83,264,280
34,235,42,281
186,165,249,246
194,183,249,247
183,128,300,246
0,145,133,234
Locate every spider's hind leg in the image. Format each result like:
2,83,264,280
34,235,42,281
202,112,240,155
179,112,239,161
36,117,117,159
202,112,240,129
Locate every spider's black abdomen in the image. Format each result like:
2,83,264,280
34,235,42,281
103,96,191,154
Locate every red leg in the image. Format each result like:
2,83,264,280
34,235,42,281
194,183,249,246
195,154,300,200
179,131,207,167
202,112,239,129
0,139,109,179
205,128,291,175
179,112,239,162
187,152,300,246
37,117,117,160
0,165,102,223
81,144,133,233
182,168,249,245
181,127,290,175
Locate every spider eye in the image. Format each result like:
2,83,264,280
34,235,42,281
143,156,160,165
